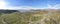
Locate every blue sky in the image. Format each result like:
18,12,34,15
0,0,60,9
5,0,48,8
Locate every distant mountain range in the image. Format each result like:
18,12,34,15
0,9,60,14
0,10,18,14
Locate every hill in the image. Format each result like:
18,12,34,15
0,9,60,24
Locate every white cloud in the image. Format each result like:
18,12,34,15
54,4,60,8
0,4,60,10
0,0,60,10
7,6,34,10
0,6,39,10
47,4,60,9
6,6,48,10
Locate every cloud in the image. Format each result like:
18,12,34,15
0,4,60,10
6,6,48,10
47,4,60,9
54,4,60,8
0,6,40,10
0,0,60,10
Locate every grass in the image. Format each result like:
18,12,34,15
0,10,60,24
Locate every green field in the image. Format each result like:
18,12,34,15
0,10,60,24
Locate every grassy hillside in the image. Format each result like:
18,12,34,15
0,10,60,24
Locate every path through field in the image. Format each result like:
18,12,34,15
2,19,8,24
31,10,52,24
40,12,51,24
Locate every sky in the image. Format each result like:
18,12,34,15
0,0,60,9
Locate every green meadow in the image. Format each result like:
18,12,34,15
0,10,60,24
